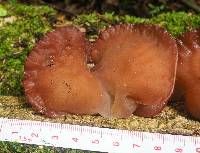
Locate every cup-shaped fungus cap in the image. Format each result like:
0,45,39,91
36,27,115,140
176,28,200,120
24,24,178,119
23,26,110,117
91,24,178,118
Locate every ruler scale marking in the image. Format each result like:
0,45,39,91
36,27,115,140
0,118,199,153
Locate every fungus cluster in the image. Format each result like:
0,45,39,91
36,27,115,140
23,24,200,120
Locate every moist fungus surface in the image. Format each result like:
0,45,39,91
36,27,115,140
23,26,110,117
24,24,178,118
91,24,178,118
176,28,200,120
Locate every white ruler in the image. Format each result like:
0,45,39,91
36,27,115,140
0,118,199,153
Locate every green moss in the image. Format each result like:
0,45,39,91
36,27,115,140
0,141,99,153
0,4,7,17
0,3,56,96
150,12,200,36
73,13,108,37
74,12,200,37
73,12,146,37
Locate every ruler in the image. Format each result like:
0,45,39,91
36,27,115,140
0,118,199,153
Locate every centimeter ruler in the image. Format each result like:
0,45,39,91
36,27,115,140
0,118,199,153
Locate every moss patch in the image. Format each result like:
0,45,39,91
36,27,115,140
150,12,200,36
73,12,200,38
0,141,99,153
0,2,56,96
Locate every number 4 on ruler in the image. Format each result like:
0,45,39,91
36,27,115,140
0,118,199,153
